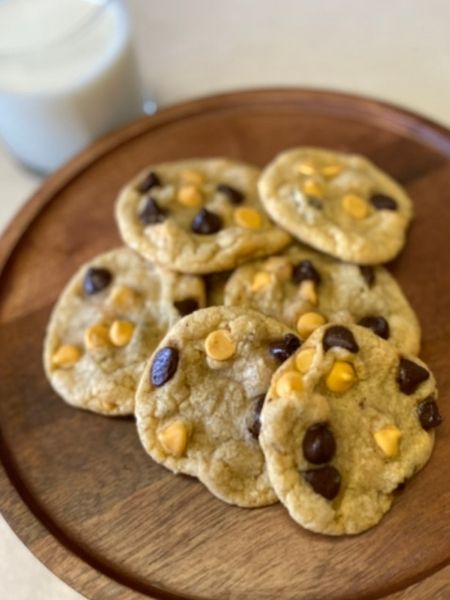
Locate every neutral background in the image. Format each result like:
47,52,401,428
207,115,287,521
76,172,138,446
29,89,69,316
1,1,449,598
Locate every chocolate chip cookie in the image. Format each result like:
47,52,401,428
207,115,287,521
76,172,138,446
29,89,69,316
115,159,291,274
135,306,299,507
258,148,413,264
224,244,421,354
260,324,440,535
44,247,206,415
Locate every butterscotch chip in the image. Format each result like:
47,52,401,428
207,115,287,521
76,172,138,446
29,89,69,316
302,178,324,198
109,320,135,347
275,371,304,397
295,348,315,373
298,280,317,305
180,169,205,185
325,360,357,393
342,193,369,219
102,401,116,412
296,161,316,176
107,285,138,309
320,164,342,178
158,421,189,457
205,329,236,360
52,344,82,369
84,323,110,350
251,271,273,292
234,207,263,229
374,425,402,458
296,312,326,339
177,184,203,207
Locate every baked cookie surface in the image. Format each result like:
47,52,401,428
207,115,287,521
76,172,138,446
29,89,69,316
116,159,291,274
258,147,413,264
44,247,205,416
224,244,421,354
135,306,299,507
260,324,441,535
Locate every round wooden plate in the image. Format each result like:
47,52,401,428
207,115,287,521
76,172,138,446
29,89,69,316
1,89,450,600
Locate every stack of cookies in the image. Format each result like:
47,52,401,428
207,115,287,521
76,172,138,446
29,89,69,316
44,149,442,535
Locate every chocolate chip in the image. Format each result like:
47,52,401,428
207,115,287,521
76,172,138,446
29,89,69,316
137,171,161,193
307,197,323,210
303,423,336,464
359,265,375,287
269,333,301,362
247,394,265,439
83,267,112,295
303,466,341,500
151,347,179,387
397,358,430,395
370,193,398,211
174,298,199,316
417,397,442,430
139,196,167,225
322,325,359,353
358,316,390,340
292,260,321,286
217,183,244,205
191,208,223,234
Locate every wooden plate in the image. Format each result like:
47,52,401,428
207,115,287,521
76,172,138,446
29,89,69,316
1,89,450,600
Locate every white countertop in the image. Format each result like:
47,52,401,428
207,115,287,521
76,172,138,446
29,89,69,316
1,1,449,598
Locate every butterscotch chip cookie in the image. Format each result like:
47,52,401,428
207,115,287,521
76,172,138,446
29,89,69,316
223,244,421,354
260,324,441,535
44,247,206,416
115,159,291,274
135,307,299,507
258,148,413,264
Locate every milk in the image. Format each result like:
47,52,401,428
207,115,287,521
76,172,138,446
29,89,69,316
0,0,143,173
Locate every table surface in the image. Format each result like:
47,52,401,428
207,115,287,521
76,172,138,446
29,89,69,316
1,1,450,598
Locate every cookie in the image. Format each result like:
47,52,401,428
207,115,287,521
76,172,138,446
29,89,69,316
115,159,291,274
44,247,206,416
224,244,421,354
260,324,441,535
258,147,413,264
135,306,299,507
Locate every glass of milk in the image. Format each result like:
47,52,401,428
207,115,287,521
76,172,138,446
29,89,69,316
0,0,145,173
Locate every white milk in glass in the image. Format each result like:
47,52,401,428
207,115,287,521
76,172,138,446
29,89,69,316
0,0,143,172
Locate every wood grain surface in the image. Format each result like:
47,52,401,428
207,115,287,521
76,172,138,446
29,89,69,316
0,89,450,600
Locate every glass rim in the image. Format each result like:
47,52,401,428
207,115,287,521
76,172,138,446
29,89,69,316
0,0,114,58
